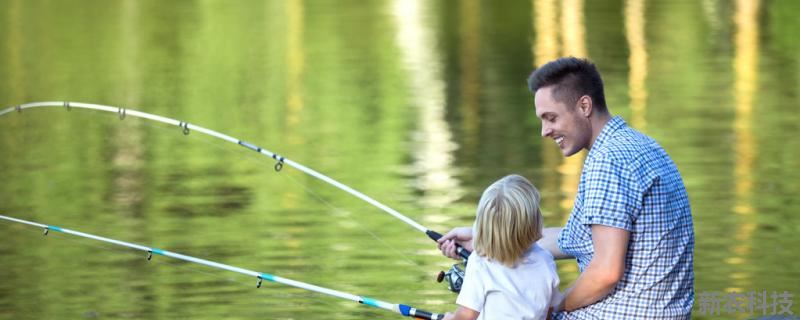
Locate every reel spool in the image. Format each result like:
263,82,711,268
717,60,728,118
436,262,466,293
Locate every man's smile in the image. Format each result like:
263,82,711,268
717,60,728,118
555,136,564,147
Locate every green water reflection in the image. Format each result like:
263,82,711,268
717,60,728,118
1,0,798,319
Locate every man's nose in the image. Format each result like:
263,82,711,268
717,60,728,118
541,124,551,137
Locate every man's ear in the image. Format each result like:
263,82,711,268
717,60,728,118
579,95,593,117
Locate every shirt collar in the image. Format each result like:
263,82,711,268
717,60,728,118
587,116,626,157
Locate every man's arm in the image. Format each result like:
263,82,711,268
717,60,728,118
440,226,573,260
537,227,573,260
561,225,629,311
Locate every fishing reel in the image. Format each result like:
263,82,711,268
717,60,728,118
426,230,471,293
436,261,466,293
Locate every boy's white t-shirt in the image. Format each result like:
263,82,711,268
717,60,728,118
456,244,561,320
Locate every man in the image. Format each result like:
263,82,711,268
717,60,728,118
438,57,695,319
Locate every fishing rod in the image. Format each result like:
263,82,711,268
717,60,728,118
0,214,444,319
0,102,471,262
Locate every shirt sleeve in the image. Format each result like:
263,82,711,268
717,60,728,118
547,257,563,308
549,287,563,309
455,254,485,313
581,156,641,231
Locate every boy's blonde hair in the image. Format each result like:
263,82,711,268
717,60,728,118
473,174,543,267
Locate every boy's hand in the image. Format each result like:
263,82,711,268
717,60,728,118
436,227,474,260
444,306,480,320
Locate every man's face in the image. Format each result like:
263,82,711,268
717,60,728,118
534,86,592,157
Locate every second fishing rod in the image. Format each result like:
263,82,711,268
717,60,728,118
0,214,444,319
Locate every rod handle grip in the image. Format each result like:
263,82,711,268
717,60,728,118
426,230,471,260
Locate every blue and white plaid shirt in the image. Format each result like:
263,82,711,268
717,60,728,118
555,116,695,319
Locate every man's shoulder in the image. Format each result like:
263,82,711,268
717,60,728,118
585,128,678,190
606,125,655,149
591,127,664,164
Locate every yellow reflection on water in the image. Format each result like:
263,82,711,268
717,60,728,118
557,0,586,223
282,0,305,211
532,0,586,225
726,0,759,295
532,0,587,279
286,0,305,137
533,0,558,66
111,0,146,213
392,0,463,211
533,0,561,214
561,0,586,59
625,0,648,130
6,0,23,101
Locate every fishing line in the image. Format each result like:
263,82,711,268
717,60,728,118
132,115,426,272
279,172,425,266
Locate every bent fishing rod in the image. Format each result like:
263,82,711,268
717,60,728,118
0,101,470,261
0,214,444,319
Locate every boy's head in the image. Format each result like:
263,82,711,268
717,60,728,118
473,174,543,267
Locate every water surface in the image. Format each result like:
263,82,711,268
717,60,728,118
1,0,798,319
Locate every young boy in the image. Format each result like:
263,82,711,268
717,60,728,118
443,174,561,320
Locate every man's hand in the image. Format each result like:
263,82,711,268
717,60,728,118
436,227,473,260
